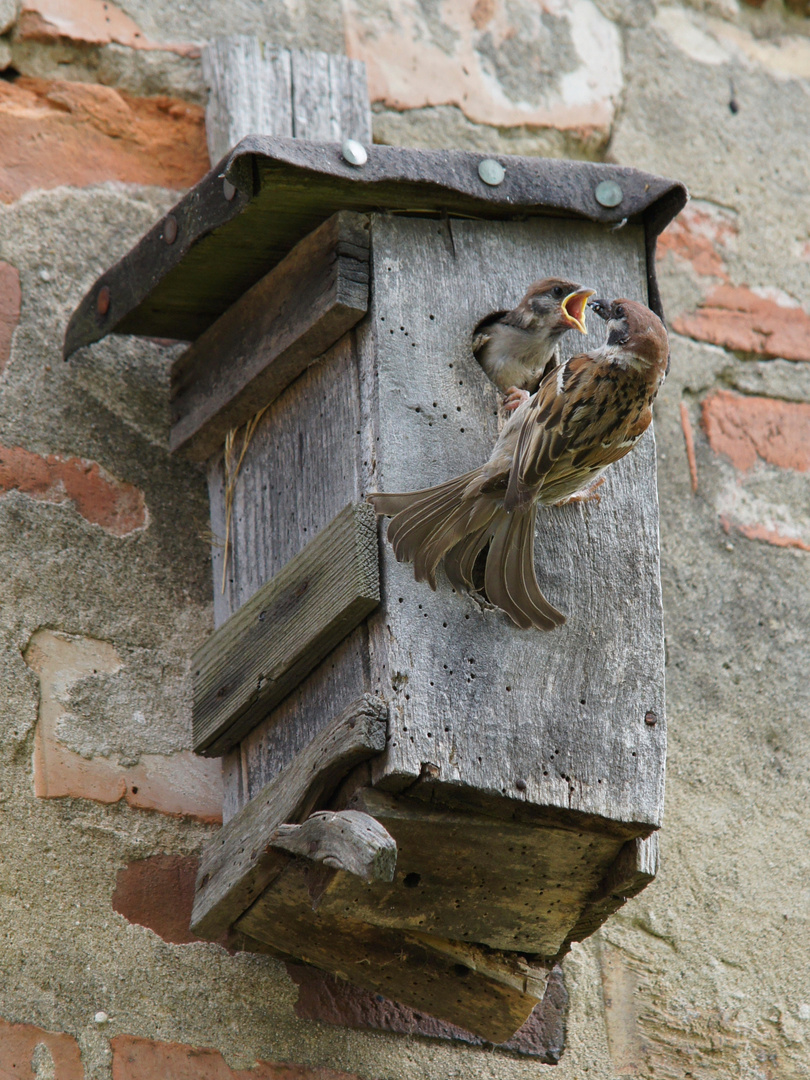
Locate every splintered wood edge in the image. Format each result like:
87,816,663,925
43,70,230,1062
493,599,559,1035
192,501,380,756
169,210,370,461
268,810,397,883
562,832,659,949
191,693,388,941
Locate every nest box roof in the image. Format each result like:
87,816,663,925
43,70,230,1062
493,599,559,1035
64,136,687,357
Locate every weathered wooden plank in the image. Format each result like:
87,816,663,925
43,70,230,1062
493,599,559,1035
208,332,368,817
203,37,294,165
289,50,372,143
357,214,666,830
203,38,371,166
170,211,370,461
193,501,380,756
235,860,548,1044
191,694,387,941
311,787,625,955
564,833,659,947
268,809,397,886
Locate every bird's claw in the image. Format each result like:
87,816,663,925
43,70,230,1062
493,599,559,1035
556,477,606,506
502,387,530,412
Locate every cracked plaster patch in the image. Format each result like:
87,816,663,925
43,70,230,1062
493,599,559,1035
344,0,622,136
24,628,222,821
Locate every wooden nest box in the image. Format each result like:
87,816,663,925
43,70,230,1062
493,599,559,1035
66,138,686,1043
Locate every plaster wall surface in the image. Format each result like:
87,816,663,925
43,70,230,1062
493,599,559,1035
0,0,808,1077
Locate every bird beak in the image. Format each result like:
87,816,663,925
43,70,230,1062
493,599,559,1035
588,297,611,321
561,289,595,334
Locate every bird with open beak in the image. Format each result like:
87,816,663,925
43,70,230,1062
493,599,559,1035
472,278,595,411
369,298,670,630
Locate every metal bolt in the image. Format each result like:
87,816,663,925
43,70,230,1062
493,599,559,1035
645,711,657,726
96,285,110,317
595,179,623,208
163,215,178,245
478,158,505,186
515,778,527,792
222,178,237,201
341,139,368,167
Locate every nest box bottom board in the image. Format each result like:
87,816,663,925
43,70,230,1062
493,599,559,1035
235,856,549,1044
317,789,626,955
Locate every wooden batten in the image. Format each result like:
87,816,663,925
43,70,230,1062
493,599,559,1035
192,501,379,756
170,210,370,461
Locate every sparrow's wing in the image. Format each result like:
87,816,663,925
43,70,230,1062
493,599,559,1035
504,361,578,509
506,355,653,509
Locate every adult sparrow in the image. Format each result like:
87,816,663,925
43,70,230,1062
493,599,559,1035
473,278,595,411
368,299,669,630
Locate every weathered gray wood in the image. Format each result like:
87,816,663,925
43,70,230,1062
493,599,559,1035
268,810,397,884
289,50,372,144
203,37,293,164
564,833,659,947
235,859,549,1044
193,501,379,756
209,333,368,817
203,38,371,166
191,694,387,941
357,214,666,830
313,787,625,955
170,211,370,461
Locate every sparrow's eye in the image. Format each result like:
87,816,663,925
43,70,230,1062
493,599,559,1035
614,304,626,319
552,286,565,299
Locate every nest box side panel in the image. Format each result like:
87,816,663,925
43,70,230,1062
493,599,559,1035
207,333,370,816
360,215,666,831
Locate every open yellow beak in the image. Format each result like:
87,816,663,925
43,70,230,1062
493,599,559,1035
561,289,595,334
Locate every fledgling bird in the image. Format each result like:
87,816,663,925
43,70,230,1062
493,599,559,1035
368,298,670,630
472,278,595,411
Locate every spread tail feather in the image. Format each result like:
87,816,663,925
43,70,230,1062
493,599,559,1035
368,472,564,630
484,507,565,630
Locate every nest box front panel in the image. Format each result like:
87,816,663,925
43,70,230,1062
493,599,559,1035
361,214,666,831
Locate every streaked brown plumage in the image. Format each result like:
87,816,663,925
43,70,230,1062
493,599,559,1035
368,298,670,630
472,278,594,410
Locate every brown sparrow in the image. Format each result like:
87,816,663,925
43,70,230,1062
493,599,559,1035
472,279,595,411
369,299,669,630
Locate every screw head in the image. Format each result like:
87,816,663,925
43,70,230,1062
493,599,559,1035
341,139,368,167
222,178,237,201
515,778,527,792
478,158,505,186
595,179,623,208
163,215,178,245
645,711,657,726
96,285,110,317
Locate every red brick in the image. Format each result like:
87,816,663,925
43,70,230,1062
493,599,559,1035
702,390,810,474
673,283,810,362
0,1017,83,1080
112,855,202,944
0,443,147,535
657,203,736,282
111,1036,360,1080
17,0,198,53
0,76,207,203
0,261,21,374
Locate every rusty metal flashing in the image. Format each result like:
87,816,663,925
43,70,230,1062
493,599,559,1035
64,136,687,358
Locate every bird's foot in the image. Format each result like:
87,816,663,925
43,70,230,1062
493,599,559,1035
555,477,606,506
502,387,531,412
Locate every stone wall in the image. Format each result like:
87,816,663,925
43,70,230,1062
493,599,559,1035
0,1,808,1077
